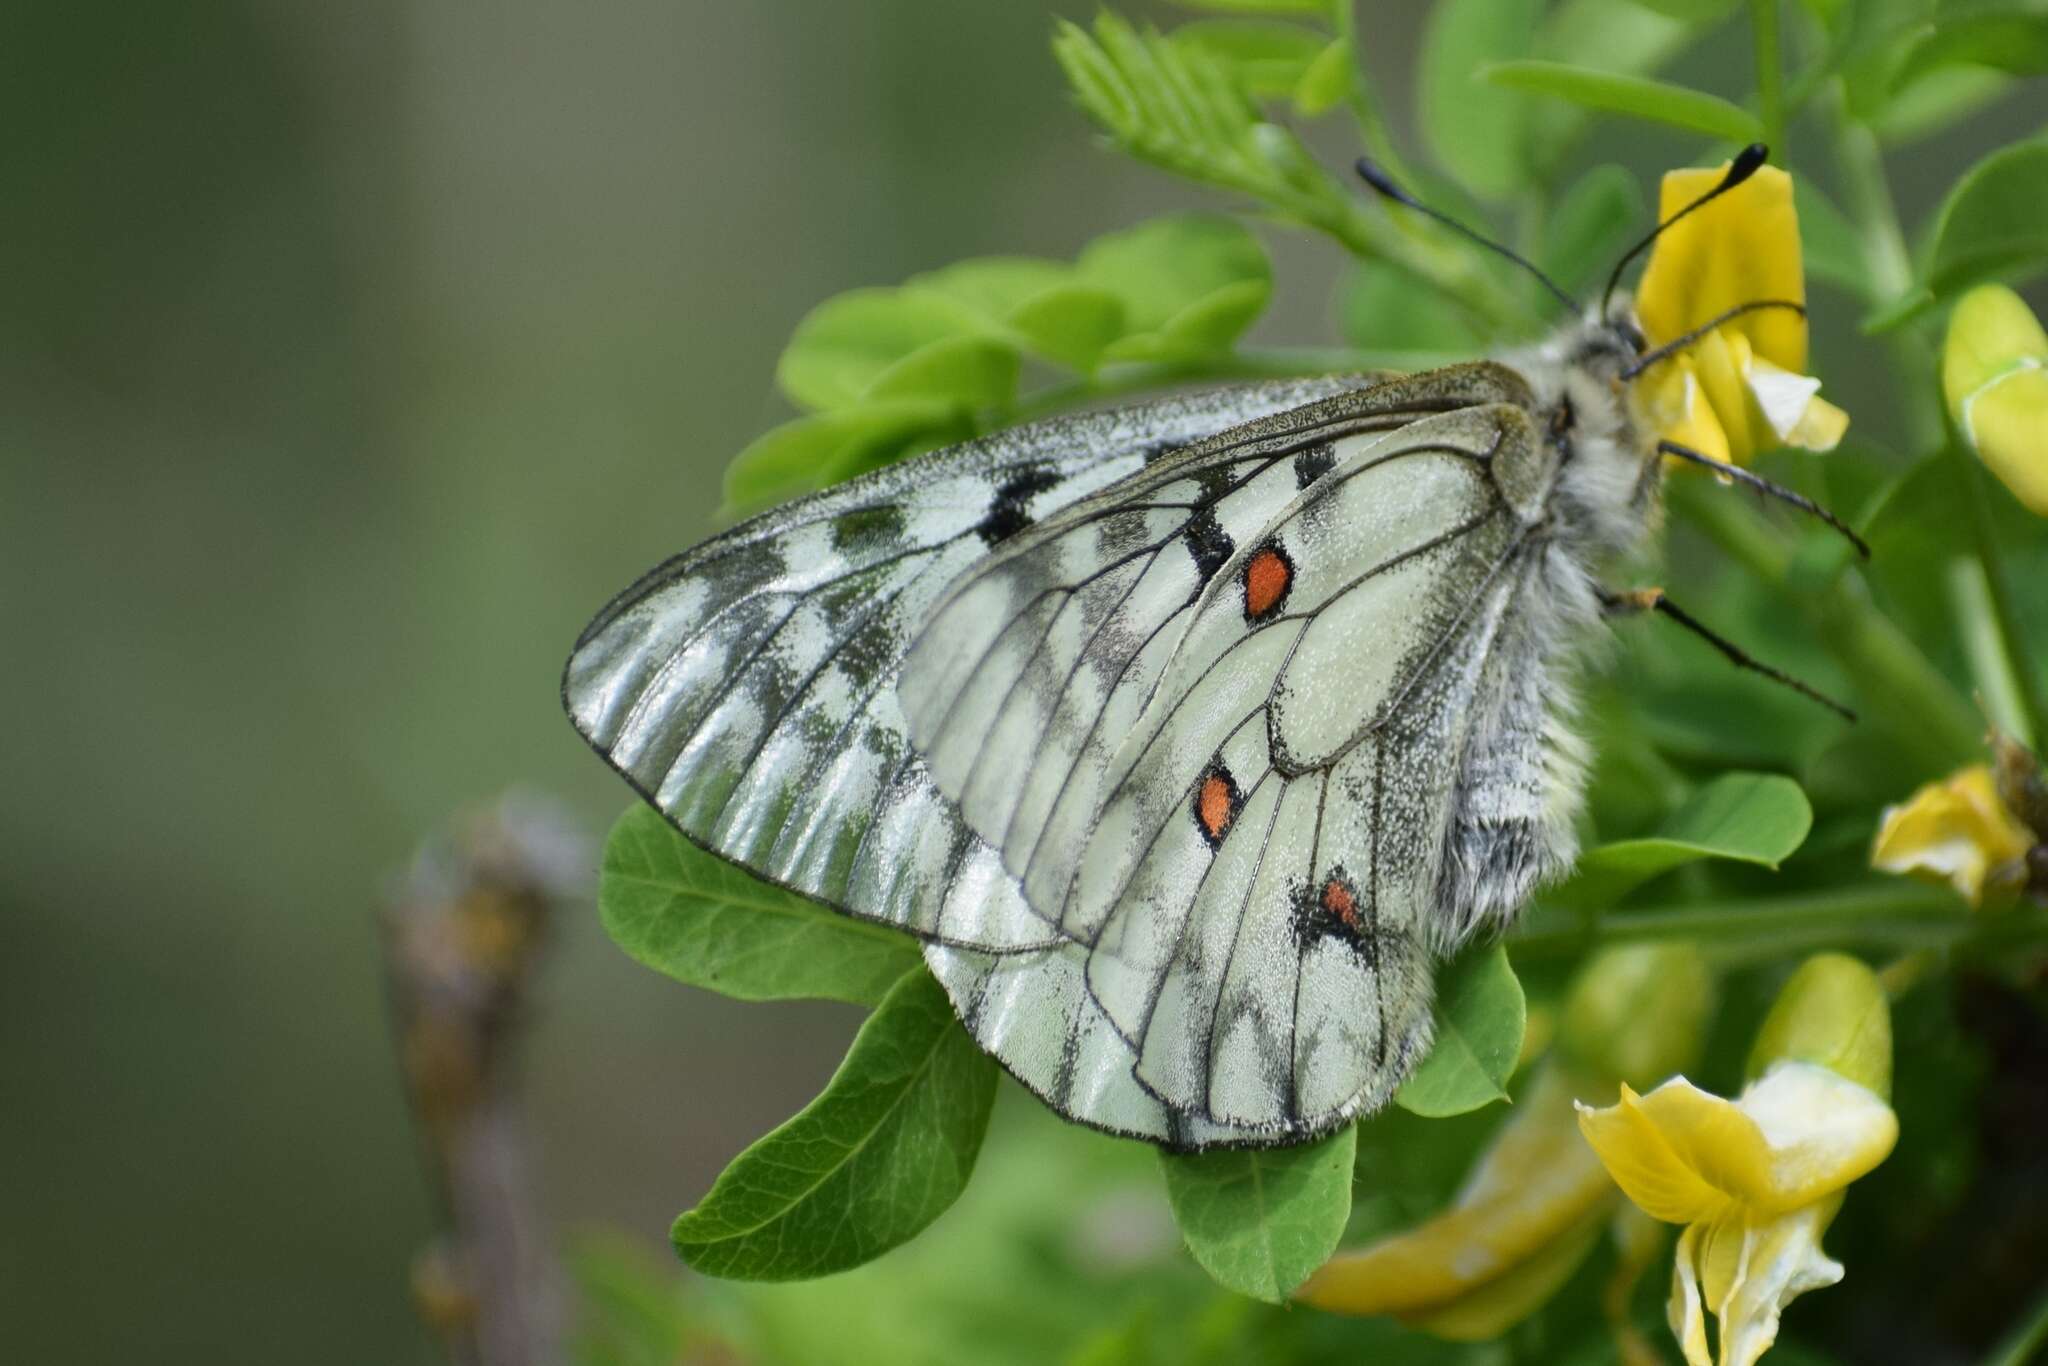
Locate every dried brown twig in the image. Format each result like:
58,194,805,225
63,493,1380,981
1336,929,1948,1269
381,794,587,1366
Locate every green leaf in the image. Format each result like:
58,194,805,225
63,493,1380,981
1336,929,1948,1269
1542,163,1645,297
1102,278,1272,363
1157,1124,1355,1302
1890,12,2048,89
1482,60,1763,141
1872,65,2014,147
1165,0,1334,14
1291,37,1353,116
719,400,966,511
1550,772,1815,911
1617,0,1738,17
1395,942,1527,1117
1077,214,1271,333
776,289,970,412
1869,138,2048,329
1076,214,1272,362
864,334,1020,408
1005,283,1128,373
1172,19,1328,100
1421,0,1544,199
907,256,1072,323
670,968,997,1279
599,805,921,1006
1339,264,1487,353
1796,179,1870,298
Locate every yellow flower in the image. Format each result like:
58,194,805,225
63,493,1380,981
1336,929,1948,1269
1632,162,1848,466
1296,1064,1618,1336
1871,763,2035,907
1577,1064,1894,1366
1944,284,2048,517
1297,945,1714,1340
1577,955,1897,1366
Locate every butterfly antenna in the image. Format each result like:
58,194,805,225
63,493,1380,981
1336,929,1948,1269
1601,142,1770,320
1658,440,1869,558
1621,298,1806,378
1354,158,1577,313
1601,586,1857,722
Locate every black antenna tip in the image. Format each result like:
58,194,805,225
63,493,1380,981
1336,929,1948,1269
1725,143,1770,187
1354,157,1413,207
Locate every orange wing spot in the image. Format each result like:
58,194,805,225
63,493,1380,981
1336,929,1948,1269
1195,769,1237,845
1242,545,1293,621
1321,878,1363,934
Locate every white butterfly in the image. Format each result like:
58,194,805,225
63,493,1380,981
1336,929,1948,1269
563,151,1849,1149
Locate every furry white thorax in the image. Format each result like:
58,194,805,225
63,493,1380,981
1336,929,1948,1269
1427,309,1663,954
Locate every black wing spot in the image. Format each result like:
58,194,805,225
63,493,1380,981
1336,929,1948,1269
1183,506,1237,592
829,503,907,555
977,465,1065,547
1293,444,1337,490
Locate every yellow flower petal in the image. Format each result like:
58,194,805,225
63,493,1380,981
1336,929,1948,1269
1636,163,1807,372
1872,763,2035,906
1646,363,1734,466
1716,1198,1845,1366
1746,355,1849,452
1747,953,1893,1100
1576,1080,1758,1224
1945,286,2048,516
1692,328,1760,459
1669,1221,1714,1366
1300,1065,1614,1317
1736,1062,1897,1212
1400,1214,1606,1341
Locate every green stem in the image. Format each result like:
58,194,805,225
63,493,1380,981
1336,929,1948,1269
1827,82,1944,449
1515,883,2048,962
1668,478,1982,777
1951,436,2048,746
1333,0,1413,189
1984,1281,2048,1366
1750,0,1786,155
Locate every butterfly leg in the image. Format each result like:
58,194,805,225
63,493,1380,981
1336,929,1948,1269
1598,585,1856,721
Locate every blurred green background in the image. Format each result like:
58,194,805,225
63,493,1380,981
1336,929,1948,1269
4,2,2040,1360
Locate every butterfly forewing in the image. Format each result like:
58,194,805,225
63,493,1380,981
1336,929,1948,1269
564,378,1367,946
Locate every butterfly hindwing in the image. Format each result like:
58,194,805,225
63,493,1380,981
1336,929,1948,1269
905,370,1556,1146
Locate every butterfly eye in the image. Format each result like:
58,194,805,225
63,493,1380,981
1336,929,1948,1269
1241,543,1294,622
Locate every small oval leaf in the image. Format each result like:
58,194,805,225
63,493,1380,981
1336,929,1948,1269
776,290,970,412
1869,138,2048,331
1395,942,1527,1117
1076,214,1271,334
719,400,964,512
1292,38,1353,116
1482,60,1762,142
670,968,998,1280
600,804,921,1005
1006,283,1128,373
863,334,1020,408
1158,1123,1356,1302
1550,772,1814,911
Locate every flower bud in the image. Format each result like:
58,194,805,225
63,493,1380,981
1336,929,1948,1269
1560,944,1715,1090
1943,284,2048,517
1745,953,1892,1100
